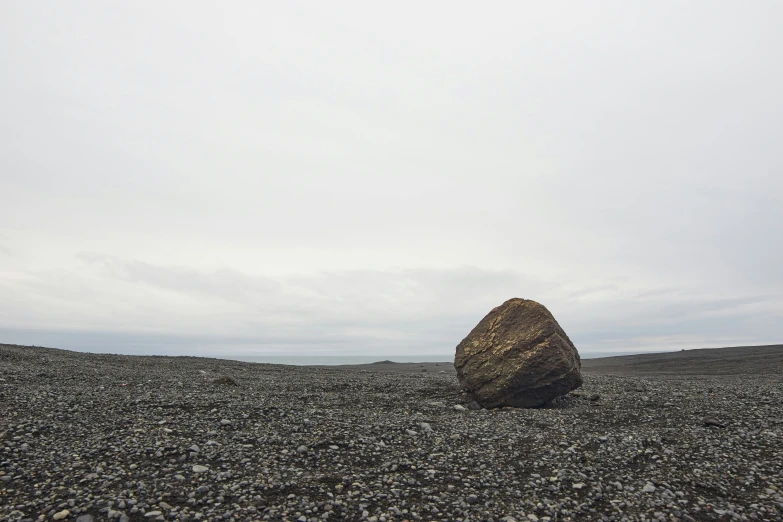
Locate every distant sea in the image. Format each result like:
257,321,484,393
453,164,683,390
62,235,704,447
228,354,452,366
226,351,640,366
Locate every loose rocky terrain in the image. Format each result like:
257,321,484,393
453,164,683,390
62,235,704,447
1,343,782,522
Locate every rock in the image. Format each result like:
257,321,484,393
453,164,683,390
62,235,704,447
219,419,232,426
192,465,209,473
453,404,467,411
53,510,70,520
702,416,726,428
296,445,309,453
454,298,582,408
144,512,162,518
642,482,656,493
467,400,482,411
213,375,236,385
76,516,95,522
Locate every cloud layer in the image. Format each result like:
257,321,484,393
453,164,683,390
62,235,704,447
0,254,778,356
1,2,782,356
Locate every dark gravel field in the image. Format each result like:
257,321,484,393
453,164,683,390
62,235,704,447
1,344,781,522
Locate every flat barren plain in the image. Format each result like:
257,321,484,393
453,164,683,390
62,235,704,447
1,344,781,522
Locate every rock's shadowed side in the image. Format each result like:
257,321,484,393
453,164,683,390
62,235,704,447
455,298,582,408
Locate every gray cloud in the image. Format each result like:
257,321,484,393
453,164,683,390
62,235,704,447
1,2,781,356
0,256,779,356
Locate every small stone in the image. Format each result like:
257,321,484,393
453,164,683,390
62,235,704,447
296,445,309,453
453,405,467,411
53,510,70,520
572,482,585,489
144,512,162,518
76,516,95,522
192,465,209,473
702,416,725,428
219,419,232,426
467,400,482,410
642,482,656,493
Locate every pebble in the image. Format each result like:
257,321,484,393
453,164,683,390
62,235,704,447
702,416,726,428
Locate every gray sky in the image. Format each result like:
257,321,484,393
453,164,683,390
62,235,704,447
1,2,782,357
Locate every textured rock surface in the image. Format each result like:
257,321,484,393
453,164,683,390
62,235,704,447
455,298,582,408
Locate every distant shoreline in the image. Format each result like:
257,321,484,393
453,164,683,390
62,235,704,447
1,342,780,374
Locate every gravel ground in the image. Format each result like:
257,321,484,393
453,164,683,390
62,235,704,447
1,344,781,522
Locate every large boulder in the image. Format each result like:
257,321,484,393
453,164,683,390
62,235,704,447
454,298,582,408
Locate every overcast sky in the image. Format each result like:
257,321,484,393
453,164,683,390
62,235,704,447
1,2,782,358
